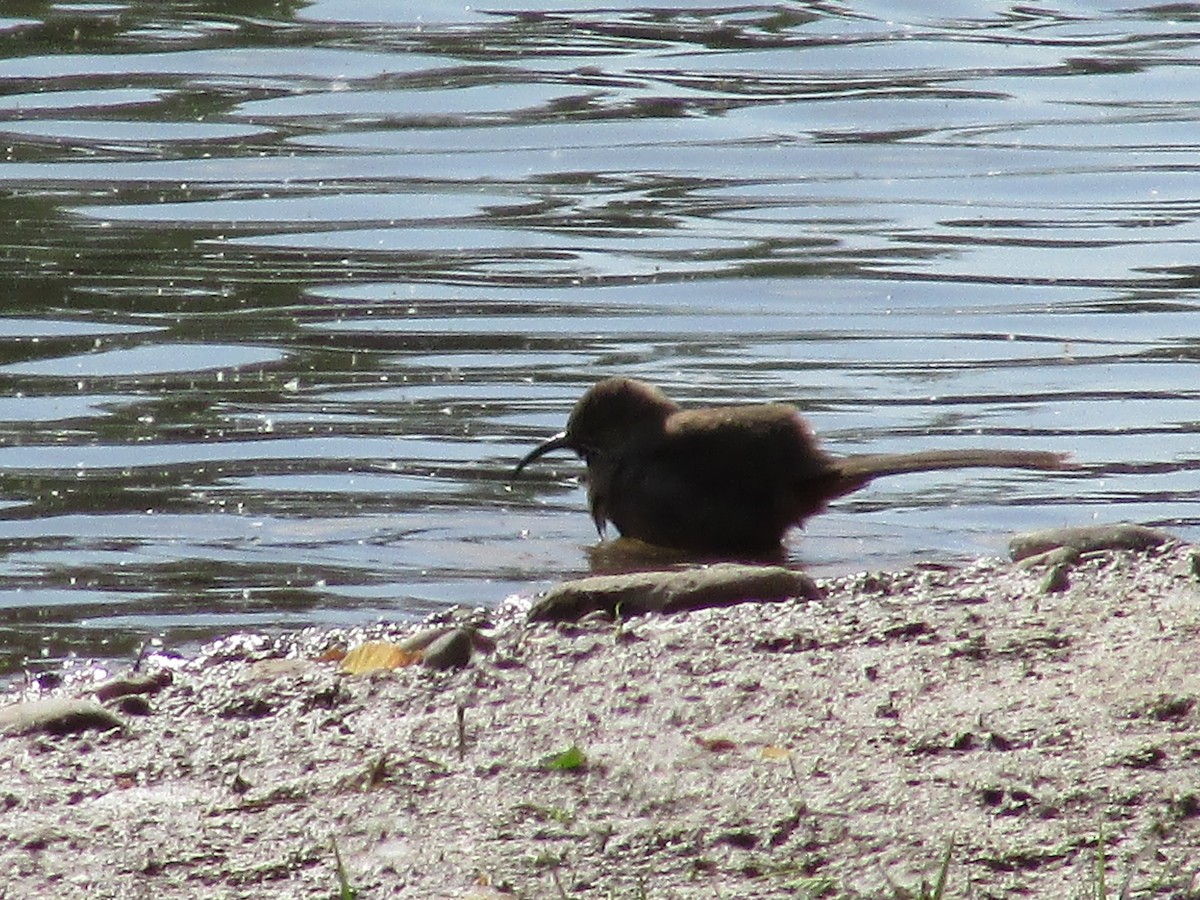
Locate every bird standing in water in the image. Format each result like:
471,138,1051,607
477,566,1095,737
515,377,1070,555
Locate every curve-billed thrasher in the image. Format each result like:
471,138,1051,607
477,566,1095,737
515,377,1071,554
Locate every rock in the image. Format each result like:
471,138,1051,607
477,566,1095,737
1040,562,1072,594
399,627,454,653
528,563,820,622
0,698,125,736
421,628,474,670
94,671,172,702
1010,524,1175,563
114,695,153,716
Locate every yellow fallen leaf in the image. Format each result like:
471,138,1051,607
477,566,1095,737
317,645,347,663
761,745,792,760
340,640,421,675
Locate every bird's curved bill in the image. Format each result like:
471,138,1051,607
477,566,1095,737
513,431,572,478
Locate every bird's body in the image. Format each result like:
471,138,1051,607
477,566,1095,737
515,377,1070,554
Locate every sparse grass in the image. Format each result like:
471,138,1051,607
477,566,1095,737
547,860,571,899
531,849,566,868
330,837,358,900
927,839,952,900
883,837,952,900
517,801,576,825
1082,825,1136,900
1093,827,1109,900
783,875,837,897
1079,826,1200,900
541,744,588,771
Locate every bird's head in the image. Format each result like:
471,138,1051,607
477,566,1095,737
513,377,678,476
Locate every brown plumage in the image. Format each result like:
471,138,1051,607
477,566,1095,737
515,377,1071,554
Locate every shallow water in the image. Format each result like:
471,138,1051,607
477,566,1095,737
0,1,1197,674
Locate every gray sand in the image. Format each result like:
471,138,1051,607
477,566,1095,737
2,541,1199,898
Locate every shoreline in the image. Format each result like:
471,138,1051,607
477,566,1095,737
2,539,1199,897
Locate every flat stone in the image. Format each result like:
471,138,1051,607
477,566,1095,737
1010,524,1175,562
528,563,820,622
0,698,125,736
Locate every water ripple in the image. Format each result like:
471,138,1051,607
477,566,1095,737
0,0,1196,674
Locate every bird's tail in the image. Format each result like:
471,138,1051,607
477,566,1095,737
831,449,1073,482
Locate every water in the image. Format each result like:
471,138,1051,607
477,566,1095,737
0,1,1197,675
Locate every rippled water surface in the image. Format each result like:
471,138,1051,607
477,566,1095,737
0,0,1197,674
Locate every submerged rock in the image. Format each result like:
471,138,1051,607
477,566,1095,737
529,563,820,622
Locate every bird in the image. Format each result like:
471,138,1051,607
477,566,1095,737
514,377,1071,555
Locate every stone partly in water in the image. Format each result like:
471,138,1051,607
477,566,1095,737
529,563,820,622
0,698,125,736
1009,524,1175,564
